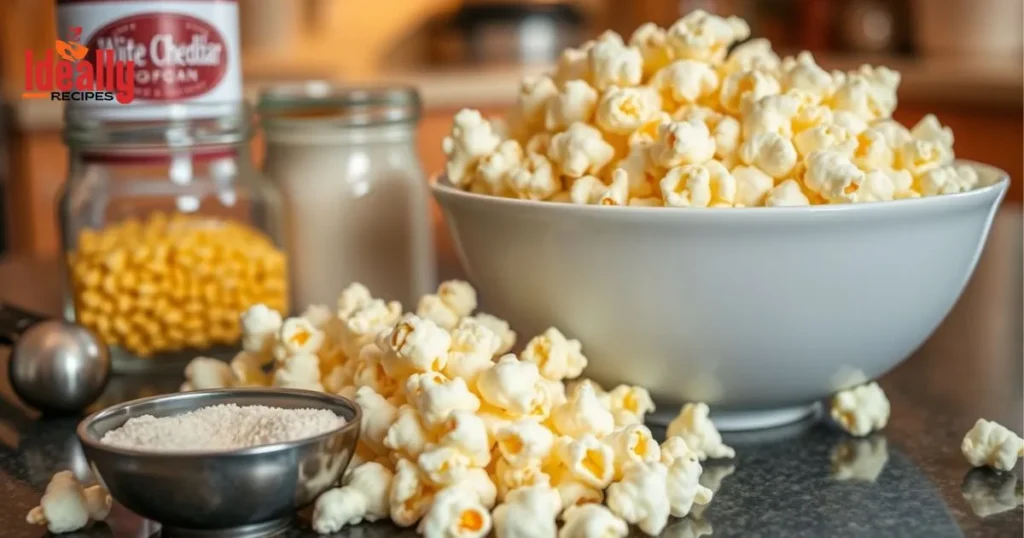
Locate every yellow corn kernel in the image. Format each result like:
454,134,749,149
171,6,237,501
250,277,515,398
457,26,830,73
95,299,116,315
114,294,133,314
100,274,119,295
77,310,97,328
184,332,209,349
112,316,133,337
79,290,103,309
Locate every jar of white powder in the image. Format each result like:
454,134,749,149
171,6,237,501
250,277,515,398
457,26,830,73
258,83,436,310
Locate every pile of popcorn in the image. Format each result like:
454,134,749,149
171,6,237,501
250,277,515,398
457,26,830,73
442,10,993,208
181,279,735,537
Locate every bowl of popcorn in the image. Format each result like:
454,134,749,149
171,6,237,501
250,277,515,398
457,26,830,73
432,10,1009,429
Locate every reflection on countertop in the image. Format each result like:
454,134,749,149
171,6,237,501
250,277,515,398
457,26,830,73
9,52,1023,131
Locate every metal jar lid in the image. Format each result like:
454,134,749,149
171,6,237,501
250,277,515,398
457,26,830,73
257,82,422,131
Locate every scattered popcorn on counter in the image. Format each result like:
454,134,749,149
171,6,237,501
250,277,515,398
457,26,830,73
26,471,111,534
962,419,1024,471
312,462,394,534
559,503,629,538
605,461,672,536
417,485,493,538
830,382,890,437
666,403,735,460
441,10,996,208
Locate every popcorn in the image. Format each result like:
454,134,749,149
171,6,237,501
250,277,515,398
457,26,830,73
630,23,674,78
830,381,890,437
596,86,662,136
312,462,394,533
660,161,736,208
559,504,629,538
802,150,867,203
830,67,900,122
417,485,492,538
961,419,1024,471
301,304,333,330
272,353,323,392
390,458,437,527
614,145,663,198
794,124,857,158
792,104,834,134
276,317,324,358
181,356,234,391
721,38,780,76
852,128,896,170
545,80,599,131
351,346,399,397
240,304,282,354
741,93,801,139
446,318,502,387
355,386,400,454
551,383,615,439
492,485,562,538
379,314,451,379
419,445,475,486
516,75,559,132
569,176,607,205
732,165,775,207
554,434,615,489
525,133,553,157
464,313,517,355
779,52,838,102
550,467,604,512
413,375,482,430
847,170,896,203
493,458,552,500
666,403,735,460
764,179,811,207
444,109,503,187
384,405,434,462
342,299,403,358
477,355,552,419
607,384,656,426
898,139,953,178
439,280,478,318
719,68,781,115
738,132,798,179
520,327,588,381
651,60,720,110
911,114,954,148
507,153,561,200
555,45,591,86
605,461,671,536
475,140,523,195
588,33,643,91
337,282,373,320
541,378,569,408
660,437,713,518
871,119,913,150
831,110,869,136
649,120,717,168
605,424,662,479
460,467,498,509
229,351,271,387
438,410,493,467
666,9,750,63
916,165,980,196
494,419,556,468
549,122,617,179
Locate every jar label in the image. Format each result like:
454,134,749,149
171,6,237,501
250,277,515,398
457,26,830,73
57,1,242,119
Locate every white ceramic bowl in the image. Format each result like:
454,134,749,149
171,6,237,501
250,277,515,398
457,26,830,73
432,162,1009,430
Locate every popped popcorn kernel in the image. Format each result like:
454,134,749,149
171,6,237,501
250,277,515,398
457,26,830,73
520,327,588,381
554,434,615,489
551,383,615,439
651,60,720,111
649,120,717,169
549,122,617,179
546,80,600,132
477,355,553,419
605,424,662,479
588,32,644,91
666,403,735,460
492,485,562,538
660,161,736,208
630,23,674,78
666,9,750,64
596,86,663,136
417,485,492,538
605,460,671,536
494,419,556,469
559,504,629,538
607,384,656,426
962,419,1024,472
444,109,503,187
830,382,890,437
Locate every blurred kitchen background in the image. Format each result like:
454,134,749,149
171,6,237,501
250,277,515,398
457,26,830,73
0,0,1021,258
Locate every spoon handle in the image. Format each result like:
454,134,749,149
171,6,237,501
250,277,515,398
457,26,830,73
0,302,49,346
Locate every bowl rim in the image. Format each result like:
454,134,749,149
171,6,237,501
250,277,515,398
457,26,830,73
76,388,362,458
430,159,1009,217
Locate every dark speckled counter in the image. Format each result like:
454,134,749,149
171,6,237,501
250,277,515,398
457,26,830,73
1,210,1022,537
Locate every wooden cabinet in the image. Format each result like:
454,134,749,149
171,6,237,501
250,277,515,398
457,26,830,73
4,104,1021,258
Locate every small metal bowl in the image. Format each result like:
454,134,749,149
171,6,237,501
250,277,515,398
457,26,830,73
77,389,362,538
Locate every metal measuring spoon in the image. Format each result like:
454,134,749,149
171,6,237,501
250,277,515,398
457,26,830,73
2,303,110,414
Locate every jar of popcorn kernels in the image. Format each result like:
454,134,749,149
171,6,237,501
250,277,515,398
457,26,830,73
57,104,288,372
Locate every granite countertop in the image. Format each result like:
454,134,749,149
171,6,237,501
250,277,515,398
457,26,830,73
9,53,1024,131
0,209,1021,537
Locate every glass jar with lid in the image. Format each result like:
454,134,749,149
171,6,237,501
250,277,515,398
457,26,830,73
258,83,436,310
57,104,288,373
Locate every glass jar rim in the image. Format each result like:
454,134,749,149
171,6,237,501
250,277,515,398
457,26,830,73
63,102,252,150
257,81,422,130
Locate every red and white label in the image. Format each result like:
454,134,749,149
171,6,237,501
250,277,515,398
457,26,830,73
58,1,241,119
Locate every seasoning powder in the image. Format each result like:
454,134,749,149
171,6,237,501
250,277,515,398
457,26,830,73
99,404,343,452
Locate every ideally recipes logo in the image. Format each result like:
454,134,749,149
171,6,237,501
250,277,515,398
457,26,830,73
22,26,135,103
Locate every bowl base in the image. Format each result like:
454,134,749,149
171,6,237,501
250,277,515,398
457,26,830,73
649,402,821,432
158,517,292,538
